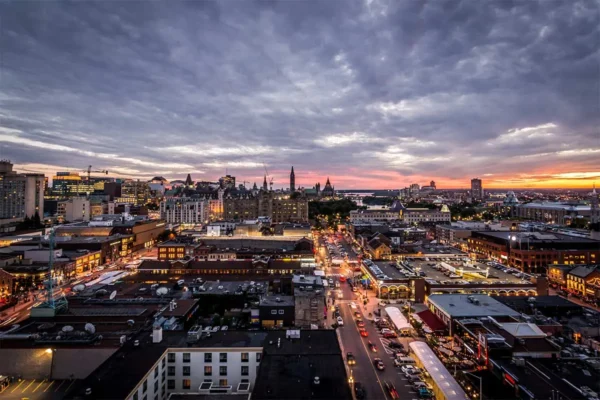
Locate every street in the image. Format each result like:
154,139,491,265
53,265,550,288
335,278,421,400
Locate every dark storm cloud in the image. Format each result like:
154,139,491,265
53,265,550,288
0,0,598,188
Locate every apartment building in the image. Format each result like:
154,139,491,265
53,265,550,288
0,160,44,220
160,198,209,225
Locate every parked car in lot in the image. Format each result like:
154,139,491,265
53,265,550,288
388,340,404,349
383,331,398,338
373,358,385,370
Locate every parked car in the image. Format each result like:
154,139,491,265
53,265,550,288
354,382,366,399
337,316,344,326
383,331,398,338
373,358,385,371
388,341,404,350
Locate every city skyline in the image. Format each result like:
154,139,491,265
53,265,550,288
1,1,599,189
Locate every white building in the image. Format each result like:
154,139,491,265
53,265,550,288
207,221,237,236
160,198,209,225
58,197,90,222
402,205,451,224
0,161,44,220
349,209,401,223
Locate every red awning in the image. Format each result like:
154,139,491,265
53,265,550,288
416,309,446,332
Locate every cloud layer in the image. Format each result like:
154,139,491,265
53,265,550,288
1,0,599,189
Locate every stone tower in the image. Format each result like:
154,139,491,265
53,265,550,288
290,166,296,192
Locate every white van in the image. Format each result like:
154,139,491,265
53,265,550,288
395,356,416,366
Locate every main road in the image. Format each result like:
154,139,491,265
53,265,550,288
333,271,419,400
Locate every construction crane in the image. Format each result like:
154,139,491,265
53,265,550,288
241,180,249,189
85,165,108,183
263,163,274,191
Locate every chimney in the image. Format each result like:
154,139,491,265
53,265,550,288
153,326,163,343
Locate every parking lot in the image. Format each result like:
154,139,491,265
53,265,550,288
0,378,76,400
392,258,531,286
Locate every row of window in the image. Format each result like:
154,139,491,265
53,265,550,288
167,365,250,377
167,352,257,363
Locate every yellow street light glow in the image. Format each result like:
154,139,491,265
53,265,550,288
45,348,53,354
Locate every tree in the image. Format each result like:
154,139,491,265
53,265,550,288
32,212,42,228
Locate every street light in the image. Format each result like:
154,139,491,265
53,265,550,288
462,371,482,400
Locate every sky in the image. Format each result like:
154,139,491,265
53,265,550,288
1,0,599,190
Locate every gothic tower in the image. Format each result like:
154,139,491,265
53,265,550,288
263,175,268,191
290,166,296,192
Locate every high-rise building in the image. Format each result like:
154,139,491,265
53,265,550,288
590,184,599,226
120,180,151,206
0,160,44,220
471,178,483,201
290,166,295,192
219,174,236,189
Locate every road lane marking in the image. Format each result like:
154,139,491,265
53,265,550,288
32,379,47,393
44,381,55,392
11,379,25,393
22,379,36,393
64,379,76,393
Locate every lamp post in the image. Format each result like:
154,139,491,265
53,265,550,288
463,371,482,400
348,368,354,395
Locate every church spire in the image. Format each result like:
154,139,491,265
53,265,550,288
263,175,268,191
290,166,296,192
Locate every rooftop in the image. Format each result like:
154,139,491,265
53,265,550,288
252,330,351,400
259,295,295,307
428,294,521,319
67,330,268,400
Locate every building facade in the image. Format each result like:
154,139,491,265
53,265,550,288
0,161,44,220
471,178,483,201
160,198,209,225
223,192,308,223
58,197,90,222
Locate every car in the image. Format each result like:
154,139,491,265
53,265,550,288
337,316,344,326
388,340,404,350
368,341,378,352
359,328,369,337
334,311,341,318
373,358,385,370
354,311,361,318
349,302,357,309
401,365,421,374
383,331,398,338
354,382,366,400
384,381,399,399
380,328,393,334
346,352,356,365
407,374,423,383
356,320,365,328
417,387,434,398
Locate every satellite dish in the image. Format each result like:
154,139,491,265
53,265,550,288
156,287,168,296
73,284,86,292
62,325,74,333
85,323,96,334
109,291,117,300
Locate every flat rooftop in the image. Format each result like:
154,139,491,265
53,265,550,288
259,295,294,307
66,331,268,400
369,260,411,280
410,259,530,286
253,330,351,400
474,230,600,244
428,294,521,319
